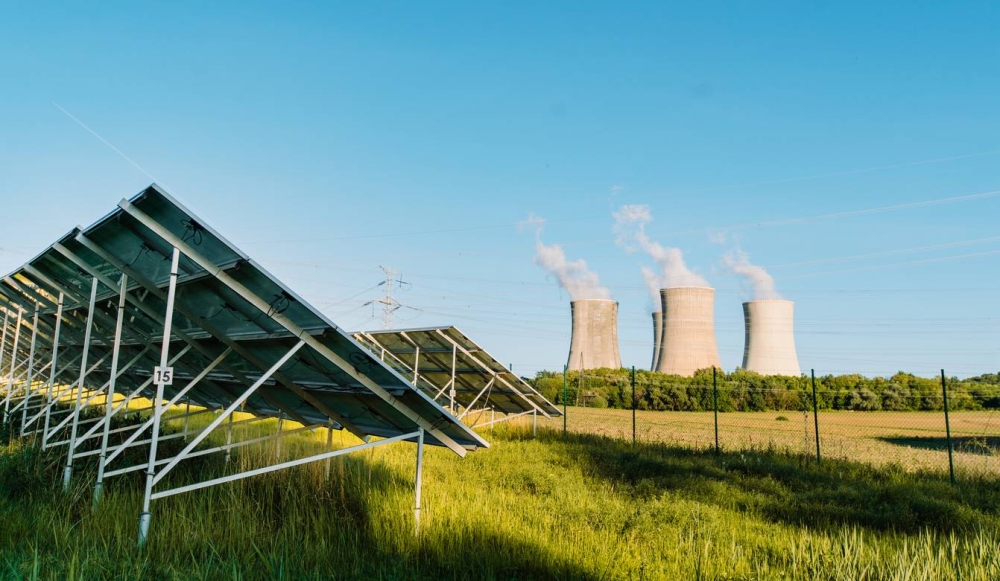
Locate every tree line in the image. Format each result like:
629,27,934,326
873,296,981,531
527,368,1000,412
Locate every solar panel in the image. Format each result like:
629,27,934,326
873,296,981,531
354,326,561,427
0,184,488,544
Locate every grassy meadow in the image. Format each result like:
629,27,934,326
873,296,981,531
0,405,998,580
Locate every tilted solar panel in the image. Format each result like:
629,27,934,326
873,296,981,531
1,184,488,454
355,326,561,420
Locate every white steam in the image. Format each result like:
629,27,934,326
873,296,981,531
613,204,709,288
640,265,661,311
524,213,611,300
721,247,782,300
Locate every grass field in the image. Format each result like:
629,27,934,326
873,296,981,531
0,406,999,580
560,406,1000,475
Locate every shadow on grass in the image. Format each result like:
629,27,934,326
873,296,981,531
0,410,591,581
878,435,999,455
527,427,1000,535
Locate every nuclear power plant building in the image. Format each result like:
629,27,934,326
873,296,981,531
567,299,622,371
742,299,800,376
650,311,662,371
656,286,721,376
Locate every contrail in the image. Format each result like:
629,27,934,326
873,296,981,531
52,102,167,189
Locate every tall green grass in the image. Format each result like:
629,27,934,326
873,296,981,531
0,412,998,580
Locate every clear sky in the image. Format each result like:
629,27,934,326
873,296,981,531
2,2,999,378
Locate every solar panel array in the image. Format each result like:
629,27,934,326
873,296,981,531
0,185,488,454
354,326,561,423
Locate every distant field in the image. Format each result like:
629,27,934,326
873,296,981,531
550,406,1000,475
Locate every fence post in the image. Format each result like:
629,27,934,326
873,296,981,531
811,369,821,463
712,367,719,455
562,364,567,437
631,366,636,446
941,369,956,485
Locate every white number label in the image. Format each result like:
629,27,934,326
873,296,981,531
154,366,174,385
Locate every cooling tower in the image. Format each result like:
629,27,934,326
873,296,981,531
656,287,721,376
742,300,800,376
567,299,621,371
650,311,662,371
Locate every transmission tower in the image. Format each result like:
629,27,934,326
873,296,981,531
366,266,409,329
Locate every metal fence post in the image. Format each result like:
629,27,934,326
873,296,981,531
562,364,567,437
631,366,636,446
941,369,955,485
414,427,425,535
811,369,821,463
713,367,719,455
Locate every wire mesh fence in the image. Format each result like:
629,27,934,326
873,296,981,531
533,367,1000,481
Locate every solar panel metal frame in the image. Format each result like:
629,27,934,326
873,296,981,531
0,184,488,544
354,326,561,428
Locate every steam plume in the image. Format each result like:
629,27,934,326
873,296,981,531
613,204,709,288
721,247,782,300
523,213,611,300
640,266,661,311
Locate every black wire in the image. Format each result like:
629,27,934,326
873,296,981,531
266,292,292,317
127,244,152,268
219,292,294,326
181,219,204,246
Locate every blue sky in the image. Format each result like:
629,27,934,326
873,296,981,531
2,2,999,378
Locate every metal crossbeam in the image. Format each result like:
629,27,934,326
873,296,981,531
151,429,420,501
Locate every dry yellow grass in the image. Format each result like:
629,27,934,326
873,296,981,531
553,406,1000,475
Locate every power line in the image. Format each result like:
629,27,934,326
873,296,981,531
683,149,1000,194
768,235,1000,270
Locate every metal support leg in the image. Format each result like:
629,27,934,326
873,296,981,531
0,309,9,401
414,427,425,535
41,294,64,449
19,303,40,435
94,274,128,507
2,309,23,424
533,409,537,438
413,346,420,384
449,345,456,411
224,412,234,464
275,413,284,461
324,420,334,480
182,401,190,441
64,278,99,491
139,247,180,548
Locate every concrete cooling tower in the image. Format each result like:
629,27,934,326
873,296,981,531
656,287,721,376
567,299,622,371
650,311,662,371
742,300,800,376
